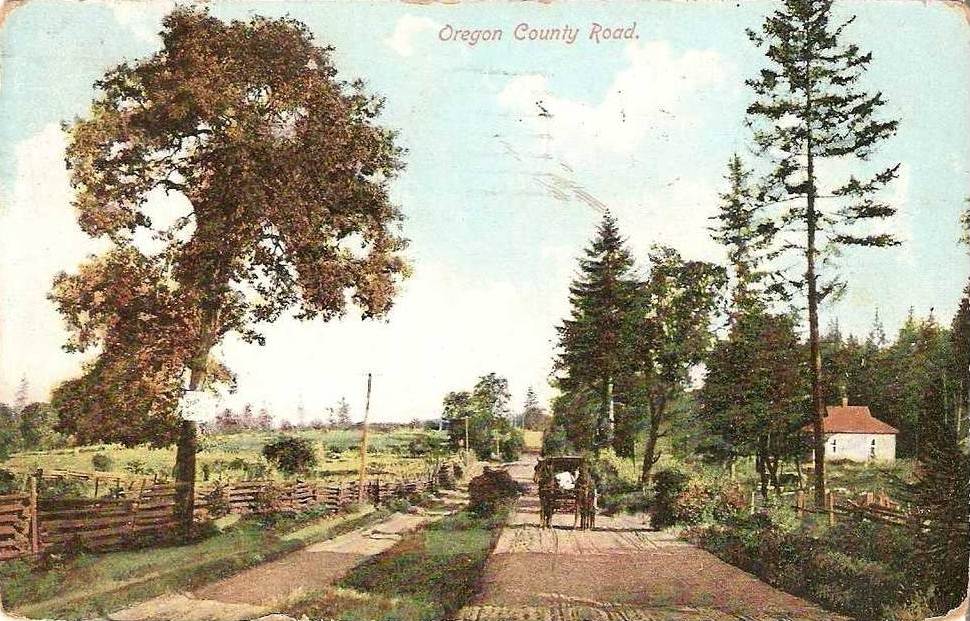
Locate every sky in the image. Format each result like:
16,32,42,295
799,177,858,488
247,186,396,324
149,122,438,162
1,0,969,424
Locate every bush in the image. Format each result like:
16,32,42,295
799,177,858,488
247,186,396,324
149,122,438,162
37,477,86,500
541,425,570,456
90,453,113,472
500,429,524,462
262,436,318,476
0,468,18,494
692,514,922,621
124,459,149,475
592,450,646,515
651,466,745,528
468,467,521,516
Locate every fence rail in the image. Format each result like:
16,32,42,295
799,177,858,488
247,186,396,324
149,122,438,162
0,461,461,563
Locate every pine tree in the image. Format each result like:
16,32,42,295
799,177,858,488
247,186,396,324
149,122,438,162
709,154,776,316
334,398,352,427
556,212,641,455
13,376,29,415
521,388,550,431
746,0,901,504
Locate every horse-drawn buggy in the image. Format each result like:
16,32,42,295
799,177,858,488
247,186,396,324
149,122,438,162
534,455,597,530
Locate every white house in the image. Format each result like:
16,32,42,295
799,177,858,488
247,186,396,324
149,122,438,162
806,399,898,463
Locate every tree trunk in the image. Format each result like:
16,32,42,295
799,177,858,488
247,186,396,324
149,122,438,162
756,437,769,500
598,375,613,454
639,401,663,485
174,353,209,541
806,122,827,507
174,418,197,541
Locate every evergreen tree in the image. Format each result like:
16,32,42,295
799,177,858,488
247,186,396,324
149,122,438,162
556,212,641,455
746,0,901,503
13,376,29,414
521,388,549,431
19,402,64,450
709,154,776,316
334,398,352,427
953,282,970,444
906,377,970,614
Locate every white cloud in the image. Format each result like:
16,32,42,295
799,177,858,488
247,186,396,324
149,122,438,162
384,15,438,58
0,124,105,403
497,40,730,163
218,261,561,423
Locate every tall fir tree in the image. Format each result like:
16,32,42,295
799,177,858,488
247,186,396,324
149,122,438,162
709,154,776,317
746,0,901,504
556,212,641,455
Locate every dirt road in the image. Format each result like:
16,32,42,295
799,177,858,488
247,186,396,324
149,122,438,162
457,455,842,621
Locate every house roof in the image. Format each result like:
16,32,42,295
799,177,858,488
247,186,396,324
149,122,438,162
803,405,899,435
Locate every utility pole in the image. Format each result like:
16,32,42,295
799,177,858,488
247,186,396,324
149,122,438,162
358,372,372,504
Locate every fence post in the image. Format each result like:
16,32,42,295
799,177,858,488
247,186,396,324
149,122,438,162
29,475,39,554
827,491,836,526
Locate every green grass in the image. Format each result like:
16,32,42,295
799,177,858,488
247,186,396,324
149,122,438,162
1,505,387,620
283,507,509,621
2,428,444,486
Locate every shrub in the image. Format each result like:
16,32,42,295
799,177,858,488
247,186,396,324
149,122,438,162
262,436,318,476
541,424,570,456
468,467,521,516
90,453,113,472
0,468,18,494
37,477,86,500
124,459,149,475
500,429,525,462
651,467,690,528
651,466,746,528
692,513,922,621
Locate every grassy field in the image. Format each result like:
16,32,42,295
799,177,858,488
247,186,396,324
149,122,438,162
283,507,508,621
1,505,387,620
2,428,448,485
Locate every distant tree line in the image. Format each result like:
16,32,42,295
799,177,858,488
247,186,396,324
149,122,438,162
0,377,68,458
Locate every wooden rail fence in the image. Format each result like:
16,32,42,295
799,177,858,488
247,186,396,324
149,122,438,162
0,462,460,563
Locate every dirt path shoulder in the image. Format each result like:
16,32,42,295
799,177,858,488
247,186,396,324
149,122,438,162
109,489,469,621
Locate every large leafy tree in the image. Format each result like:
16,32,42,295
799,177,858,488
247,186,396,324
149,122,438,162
556,213,641,455
52,8,408,533
624,247,726,483
746,0,900,504
701,312,807,498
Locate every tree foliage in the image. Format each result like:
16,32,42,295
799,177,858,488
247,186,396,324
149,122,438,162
521,387,550,431
746,0,900,503
700,312,808,497
51,7,408,447
262,435,318,476
623,247,725,482
556,212,641,454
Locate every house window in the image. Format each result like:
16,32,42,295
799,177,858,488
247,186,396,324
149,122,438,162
870,438,877,458
831,438,837,453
